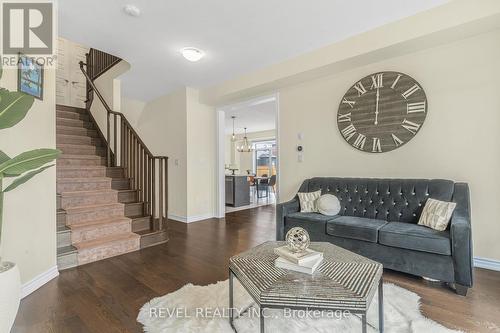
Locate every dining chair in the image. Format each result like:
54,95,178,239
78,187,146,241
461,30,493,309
268,175,277,194
257,174,270,198
248,176,257,199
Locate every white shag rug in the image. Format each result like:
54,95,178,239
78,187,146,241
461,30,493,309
138,279,462,333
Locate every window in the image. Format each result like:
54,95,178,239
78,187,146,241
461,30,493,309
253,140,276,177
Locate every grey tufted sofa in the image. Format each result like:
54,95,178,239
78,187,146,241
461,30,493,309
276,177,472,295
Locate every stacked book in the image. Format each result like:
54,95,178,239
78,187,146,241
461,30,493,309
274,246,323,274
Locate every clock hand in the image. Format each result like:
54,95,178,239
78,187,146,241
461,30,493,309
374,88,380,125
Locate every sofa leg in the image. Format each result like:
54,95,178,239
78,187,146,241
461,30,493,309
455,284,468,296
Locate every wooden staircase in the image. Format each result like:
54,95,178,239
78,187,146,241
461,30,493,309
56,105,167,269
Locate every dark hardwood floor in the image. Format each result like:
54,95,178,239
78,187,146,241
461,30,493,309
13,205,500,332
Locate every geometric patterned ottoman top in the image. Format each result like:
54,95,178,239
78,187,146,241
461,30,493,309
229,241,383,312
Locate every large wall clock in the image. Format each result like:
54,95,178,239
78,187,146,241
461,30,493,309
337,71,427,153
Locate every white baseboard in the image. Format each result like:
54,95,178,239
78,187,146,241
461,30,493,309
167,213,188,222
168,213,215,223
21,265,59,299
186,213,215,223
474,256,500,271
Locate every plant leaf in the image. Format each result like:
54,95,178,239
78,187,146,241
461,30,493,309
0,149,60,177
0,150,9,164
2,164,54,192
0,88,35,129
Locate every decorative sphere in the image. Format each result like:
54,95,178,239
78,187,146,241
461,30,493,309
285,227,310,253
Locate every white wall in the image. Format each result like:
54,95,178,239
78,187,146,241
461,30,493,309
201,1,500,105
136,89,188,218
121,97,146,128
90,60,131,154
186,88,216,218
278,29,500,261
127,88,216,221
0,66,57,284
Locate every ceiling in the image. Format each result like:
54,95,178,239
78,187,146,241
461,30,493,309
223,96,276,135
59,0,448,102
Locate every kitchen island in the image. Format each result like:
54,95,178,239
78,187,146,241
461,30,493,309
225,175,250,207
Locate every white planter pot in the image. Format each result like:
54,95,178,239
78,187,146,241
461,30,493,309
0,262,20,333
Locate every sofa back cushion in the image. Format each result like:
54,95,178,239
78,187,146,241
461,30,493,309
305,178,454,223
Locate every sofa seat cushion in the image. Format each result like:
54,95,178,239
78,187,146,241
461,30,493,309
379,222,451,255
326,216,387,243
287,212,336,223
285,212,337,241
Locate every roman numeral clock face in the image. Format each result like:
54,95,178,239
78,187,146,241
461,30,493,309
337,72,427,153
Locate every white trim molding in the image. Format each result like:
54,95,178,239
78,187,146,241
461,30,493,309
474,256,500,271
214,93,280,218
215,109,226,218
168,213,215,223
21,265,59,299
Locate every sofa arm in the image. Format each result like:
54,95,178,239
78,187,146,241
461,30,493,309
276,198,300,240
451,183,473,287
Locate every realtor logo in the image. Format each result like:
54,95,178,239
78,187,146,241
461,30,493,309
2,1,53,54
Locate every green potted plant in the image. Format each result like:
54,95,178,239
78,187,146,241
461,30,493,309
0,63,60,332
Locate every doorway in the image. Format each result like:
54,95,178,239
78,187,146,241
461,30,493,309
215,94,279,217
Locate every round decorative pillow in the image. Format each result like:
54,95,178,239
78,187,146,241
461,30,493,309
317,194,341,216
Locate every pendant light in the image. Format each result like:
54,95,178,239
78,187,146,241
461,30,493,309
231,116,236,142
237,127,254,153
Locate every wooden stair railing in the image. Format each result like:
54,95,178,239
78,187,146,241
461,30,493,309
86,48,121,81
85,48,122,111
79,60,168,229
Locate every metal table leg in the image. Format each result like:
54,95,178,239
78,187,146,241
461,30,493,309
379,277,384,332
229,269,234,329
257,183,264,198
362,313,367,333
259,307,265,333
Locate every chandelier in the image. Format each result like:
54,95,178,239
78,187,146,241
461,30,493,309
231,116,236,142
237,127,254,153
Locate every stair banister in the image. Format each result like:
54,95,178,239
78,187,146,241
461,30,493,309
79,60,168,229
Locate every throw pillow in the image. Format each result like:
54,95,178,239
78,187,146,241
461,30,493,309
297,190,322,213
317,194,341,216
418,198,457,231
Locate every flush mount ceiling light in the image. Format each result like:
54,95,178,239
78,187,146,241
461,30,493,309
181,47,205,62
123,4,141,17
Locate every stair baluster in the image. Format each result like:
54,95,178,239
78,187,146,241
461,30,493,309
79,60,168,231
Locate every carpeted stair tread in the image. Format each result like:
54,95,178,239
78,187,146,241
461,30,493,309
59,189,118,208
64,202,123,213
60,189,117,197
56,166,108,179
57,133,99,142
68,216,131,230
56,117,90,125
57,144,105,156
59,154,103,160
74,232,140,251
56,110,89,120
57,143,102,150
57,165,106,170
57,177,112,192
56,105,87,113
57,125,96,132
57,177,110,183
